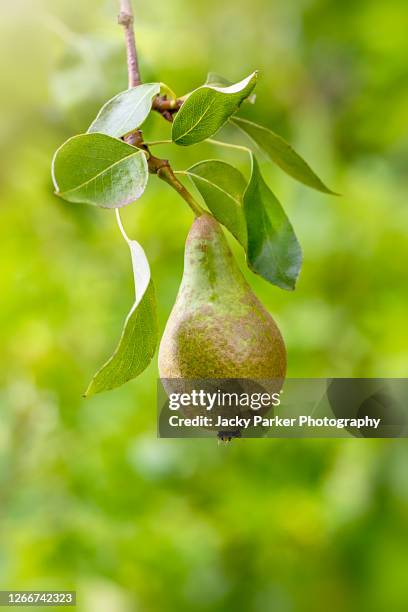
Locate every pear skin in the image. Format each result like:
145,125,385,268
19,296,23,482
159,214,287,380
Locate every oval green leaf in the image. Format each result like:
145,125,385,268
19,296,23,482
232,117,336,195
186,160,247,246
85,239,158,396
87,83,160,137
205,72,233,87
205,73,256,104
172,71,257,146
159,82,177,101
52,133,148,208
244,155,302,290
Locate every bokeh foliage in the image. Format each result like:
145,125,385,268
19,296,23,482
0,0,407,610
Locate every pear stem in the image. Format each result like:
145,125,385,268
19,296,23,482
157,166,205,217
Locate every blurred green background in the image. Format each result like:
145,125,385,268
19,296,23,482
1,0,407,610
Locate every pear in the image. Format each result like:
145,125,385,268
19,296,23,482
159,214,286,380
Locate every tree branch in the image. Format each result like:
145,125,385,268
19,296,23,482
117,0,202,216
118,0,184,121
118,0,141,87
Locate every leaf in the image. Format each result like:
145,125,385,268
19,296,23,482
205,72,234,87
52,133,148,208
232,117,336,194
186,160,247,246
187,156,302,290
160,82,177,101
87,83,160,137
172,71,258,145
85,239,158,396
205,73,256,104
244,155,302,290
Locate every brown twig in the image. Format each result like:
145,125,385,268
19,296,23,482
118,0,141,87
117,0,203,215
118,1,183,121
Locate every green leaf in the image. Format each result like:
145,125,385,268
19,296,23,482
186,160,247,246
85,239,158,396
205,73,257,104
52,133,148,208
172,71,257,146
244,155,302,290
232,117,336,194
87,83,160,137
160,82,177,101
205,72,234,87
186,156,302,290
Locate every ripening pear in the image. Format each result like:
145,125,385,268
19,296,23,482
158,214,286,380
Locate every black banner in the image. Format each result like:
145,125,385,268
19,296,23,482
157,378,408,439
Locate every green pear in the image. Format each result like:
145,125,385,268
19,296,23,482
159,214,286,380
